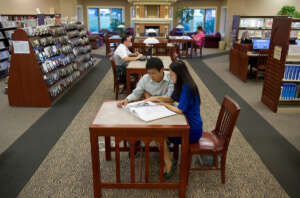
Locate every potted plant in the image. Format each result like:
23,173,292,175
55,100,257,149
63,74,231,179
175,7,194,29
277,5,300,18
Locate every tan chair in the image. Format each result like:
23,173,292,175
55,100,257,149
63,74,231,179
187,96,240,184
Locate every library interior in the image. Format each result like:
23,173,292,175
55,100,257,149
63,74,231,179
0,0,300,198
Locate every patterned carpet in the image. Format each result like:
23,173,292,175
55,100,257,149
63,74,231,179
17,51,289,197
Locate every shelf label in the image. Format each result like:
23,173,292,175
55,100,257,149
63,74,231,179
273,45,282,61
13,41,30,54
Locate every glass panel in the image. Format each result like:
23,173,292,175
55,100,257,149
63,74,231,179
183,9,192,31
100,8,111,31
111,8,123,32
88,8,99,32
205,9,216,34
193,9,204,32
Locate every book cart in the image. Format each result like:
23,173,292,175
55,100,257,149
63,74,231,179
8,24,95,107
261,16,300,113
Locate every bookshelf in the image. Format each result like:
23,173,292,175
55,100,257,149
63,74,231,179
8,24,95,107
0,24,17,79
261,17,300,112
231,15,274,47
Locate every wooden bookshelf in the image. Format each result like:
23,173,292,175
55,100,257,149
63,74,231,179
8,25,95,107
231,15,274,47
261,17,300,112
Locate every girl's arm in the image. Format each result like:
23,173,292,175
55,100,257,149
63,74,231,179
159,102,183,114
145,96,174,103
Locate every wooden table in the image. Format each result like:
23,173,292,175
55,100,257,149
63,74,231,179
89,101,190,198
126,56,172,94
168,36,194,58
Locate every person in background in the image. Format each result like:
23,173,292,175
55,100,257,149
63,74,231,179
146,60,203,179
117,57,174,107
240,31,252,44
113,35,143,85
192,26,205,47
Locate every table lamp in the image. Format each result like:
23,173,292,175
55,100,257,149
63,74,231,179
117,24,126,37
144,37,159,58
176,24,184,29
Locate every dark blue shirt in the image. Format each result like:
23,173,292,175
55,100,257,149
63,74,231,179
171,84,203,144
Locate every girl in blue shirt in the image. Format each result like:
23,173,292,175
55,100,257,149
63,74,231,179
146,60,203,179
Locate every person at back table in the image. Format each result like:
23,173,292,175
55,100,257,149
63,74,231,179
146,60,203,179
113,35,143,84
117,57,174,107
192,26,205,47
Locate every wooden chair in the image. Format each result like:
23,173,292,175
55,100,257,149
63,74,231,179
154,43,168,56
187,96,240,184
193,37,204,57
109,57,122,100
254,55,268,81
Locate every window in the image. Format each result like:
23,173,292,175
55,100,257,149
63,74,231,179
88,8,99,32
181,8,216,33
205,9,216,34
88,8,124,32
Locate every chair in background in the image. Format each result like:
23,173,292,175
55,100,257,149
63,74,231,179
193,36,205,57
154,43,168,56
187,96,240,184
126,27,134,36
204,32,221,48
254,55,268,81
110,57,137,100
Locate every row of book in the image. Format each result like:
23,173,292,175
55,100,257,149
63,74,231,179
283,65,300,81
280,83,300,100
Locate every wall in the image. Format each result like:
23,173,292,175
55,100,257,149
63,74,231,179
173,0,222,32
225,0,300,45
0,0,77,17
0,0,60,15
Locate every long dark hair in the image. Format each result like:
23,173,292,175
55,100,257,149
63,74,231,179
170,60,201,104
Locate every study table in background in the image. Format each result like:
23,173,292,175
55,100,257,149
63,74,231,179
89,101,190,198
230,42,268,82
126,56,172,94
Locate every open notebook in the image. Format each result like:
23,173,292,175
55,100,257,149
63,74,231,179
123,101,176,122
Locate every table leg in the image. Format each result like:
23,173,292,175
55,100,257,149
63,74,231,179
105,136,112,161
179,132,189,198
126,70,131,94
190,42,193,58
90,132,101,198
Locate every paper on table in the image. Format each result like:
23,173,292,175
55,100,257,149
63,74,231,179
124,101,176,122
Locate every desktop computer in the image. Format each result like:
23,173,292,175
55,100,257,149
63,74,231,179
253,39,270,50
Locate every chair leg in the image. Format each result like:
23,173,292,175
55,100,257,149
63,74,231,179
173,144,179,160
200,47,202,57
221,154,226,184
115,86,119,100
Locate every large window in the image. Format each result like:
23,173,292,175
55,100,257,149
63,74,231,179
182,8,216,34
88,8,123,32
88,8,99,32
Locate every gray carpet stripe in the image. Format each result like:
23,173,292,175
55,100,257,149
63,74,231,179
186,56,300,198
0,58,111,198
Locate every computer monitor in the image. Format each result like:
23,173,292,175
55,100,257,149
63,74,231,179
253,39,270,50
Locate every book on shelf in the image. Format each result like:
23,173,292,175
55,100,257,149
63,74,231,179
283,65,300,81
123,101,176,122
280,83,300,100
0,60,9,71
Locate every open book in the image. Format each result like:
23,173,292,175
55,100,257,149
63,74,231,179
123,101,176,122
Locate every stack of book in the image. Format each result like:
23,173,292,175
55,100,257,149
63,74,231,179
280,83,300,100
283,65,300,81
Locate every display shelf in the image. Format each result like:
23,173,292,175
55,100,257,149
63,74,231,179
0,47,9,51
231,15,274,47
282,80,300,83
8,24,94,107
261,17,300,112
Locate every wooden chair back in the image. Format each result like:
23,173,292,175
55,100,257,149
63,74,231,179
213,96,240,152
